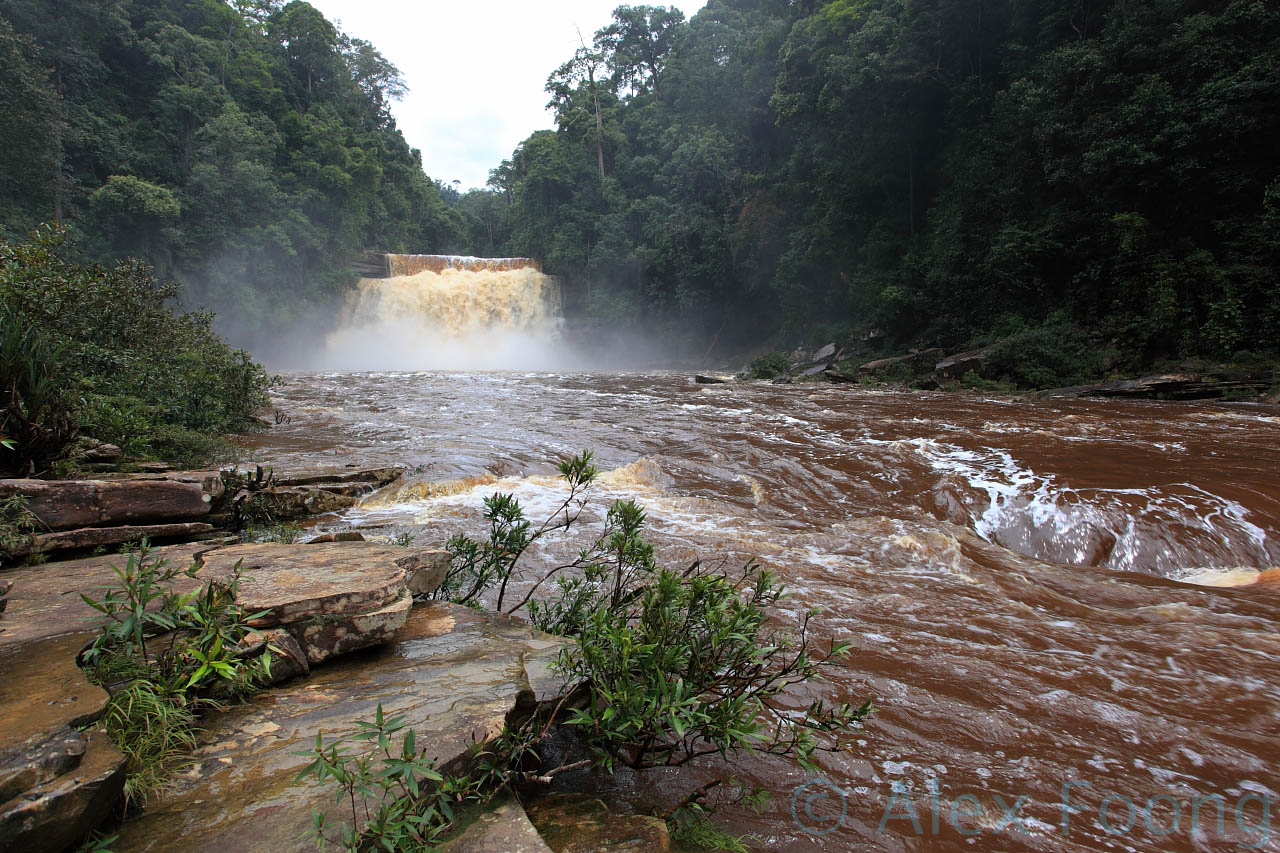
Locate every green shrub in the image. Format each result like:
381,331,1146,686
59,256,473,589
79,543,274,802
309,452,870,849
746,351,791,379
987,319,1103,389
299,706,535,851
0,226,272,466
0,304,78,476
0,493,37,563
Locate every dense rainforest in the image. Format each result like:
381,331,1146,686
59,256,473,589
0,0,470,351
476,0,1280,372
1,0,1277,376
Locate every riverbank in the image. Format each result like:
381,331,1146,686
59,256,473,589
726,339,1280,404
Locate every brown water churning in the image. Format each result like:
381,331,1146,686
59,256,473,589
384,254,543,276
246,372,1280,851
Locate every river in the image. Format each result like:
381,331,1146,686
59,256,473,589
247,371,1280,852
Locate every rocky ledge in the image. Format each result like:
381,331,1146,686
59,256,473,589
111,602,565,852
0,540,449,851
0,465,405,561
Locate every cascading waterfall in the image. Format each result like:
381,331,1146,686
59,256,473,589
320,254,566,370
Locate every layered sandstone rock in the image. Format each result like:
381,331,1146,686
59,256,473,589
111,603,566,852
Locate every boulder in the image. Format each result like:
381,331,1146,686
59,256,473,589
934,344,1000,380
693,374,728,385
110,603,567,852
81,443,122,464
858,348,943,379
0,479,211,531
0,729,125,853
294,593,412,665
524,794,670,853
407,549,451,596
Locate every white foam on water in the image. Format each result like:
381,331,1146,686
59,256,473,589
885,437,1274,574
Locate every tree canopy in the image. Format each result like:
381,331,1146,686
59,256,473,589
482,0,1280,365
0,0,467,351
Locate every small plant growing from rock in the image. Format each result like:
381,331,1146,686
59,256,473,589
79,542,275,802
308,451,870,848
0,493,38,564
299,706,555,850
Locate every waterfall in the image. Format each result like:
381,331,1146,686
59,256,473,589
319,255,566,371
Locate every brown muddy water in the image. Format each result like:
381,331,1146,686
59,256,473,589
246,371,1280,851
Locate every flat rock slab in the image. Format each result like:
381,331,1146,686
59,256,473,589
0,479,211,530
525,794,670,852
0,542,446,650
24,521,215,556
439,788,554,853
0,543,213,647
112,603,565,853
200,543,411,626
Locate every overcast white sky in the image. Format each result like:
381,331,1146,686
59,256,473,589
306,1,705,190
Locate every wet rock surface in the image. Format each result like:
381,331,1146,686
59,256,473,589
438,788,554,853
524,794,670,853
111,603,566,852
0,632,124,852
0,541,441,654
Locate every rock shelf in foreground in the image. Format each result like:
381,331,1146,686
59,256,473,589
111,603,566,852
0,540,450,850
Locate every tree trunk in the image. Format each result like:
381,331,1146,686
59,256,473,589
589,66,606,183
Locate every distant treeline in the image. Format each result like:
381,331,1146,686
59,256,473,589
472,0,1279,366
2,1,1276,368
0,0,475,349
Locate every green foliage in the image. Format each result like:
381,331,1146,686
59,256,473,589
300,705,533,851
242,521,302,544
0,493,37,563
0,302,77,476
486,0,1280,366
313,448,868,847
440,451,598,609
79,543,273,802
550,558,867,774
668,807,752,853
0,227,270,465
0,0,467,351
746,352,791,380
986,320,1104,390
